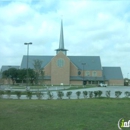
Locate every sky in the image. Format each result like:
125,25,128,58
0,0,130,78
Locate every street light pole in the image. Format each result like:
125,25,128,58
82,63,86,85
24,42,32,87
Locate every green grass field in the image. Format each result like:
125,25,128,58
0,99,129,130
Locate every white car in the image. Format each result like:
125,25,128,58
99,83,107,87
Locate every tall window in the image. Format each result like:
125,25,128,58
92,71,97,77
57,58,64,67
85,71,90,76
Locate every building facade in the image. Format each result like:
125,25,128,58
1,20,124,86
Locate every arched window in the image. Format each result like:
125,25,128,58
92,71,97,77
57,58,64,67
85,71,90,76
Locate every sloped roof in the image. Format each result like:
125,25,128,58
70,76,104,81
103,67,123,80
20,55,102,71
68,56,102,70
1,65,20,72
20,55,53,69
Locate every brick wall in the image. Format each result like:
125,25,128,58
51,52,70,85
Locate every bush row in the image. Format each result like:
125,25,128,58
0,90,130,99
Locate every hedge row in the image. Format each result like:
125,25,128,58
0,90,130,99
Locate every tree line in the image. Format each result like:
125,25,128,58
2,59,44,85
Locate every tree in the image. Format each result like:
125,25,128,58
0,90,4,98
76,91,81,99
2,68,18,85
88,91,93,98
83,91,88,98
26,91,33,99
106,91,111,98
28,69,36,85
57,91,64,99
17,69,26,84
66,91,72,99
47,91,53,100
2,68,35,85
115,91,122,98
94,91,98,98
6,90,11,99
36,91,43,99
124,91,130,98
98,90,102,97
33,59,44,85
15,91,22,99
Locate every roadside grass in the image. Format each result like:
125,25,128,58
0,99,129,130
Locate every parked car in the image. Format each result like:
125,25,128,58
98,83,107,87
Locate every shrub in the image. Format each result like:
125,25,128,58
57,91,64,99
66,91,72,99
15,91,22,99
94,91,98,98
47,91,53,100
115,91,122,98
0,90,4,98
76,91,81,99
36,91,43,100
26,91,32,99
124,91,130,98
88,91,93,98
6,90,11,99
106,91,111,98
83,91,88,98
98,90,103,97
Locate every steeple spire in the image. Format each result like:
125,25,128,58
55,19,68,55
59,19,64,49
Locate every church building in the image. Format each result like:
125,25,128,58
1,20,124,86
20,20,124,86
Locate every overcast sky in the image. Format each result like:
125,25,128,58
0,0,130,78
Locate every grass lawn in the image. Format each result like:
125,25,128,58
0,99,129,130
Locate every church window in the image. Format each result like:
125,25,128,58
85,71,90,76
92,71,97,77
57,58,64,67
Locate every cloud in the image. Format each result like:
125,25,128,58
0,0,130,77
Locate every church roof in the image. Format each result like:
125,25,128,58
68,56,102,70
1,65,20,72
20,55,102,71
103,67,123,80
20,55,53,69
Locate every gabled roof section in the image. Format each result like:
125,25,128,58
1,65,20,72
103,67,123,80
68,56,102,70
20,55,53,69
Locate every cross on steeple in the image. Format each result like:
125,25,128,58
55,19,68,55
